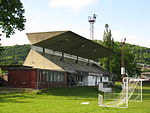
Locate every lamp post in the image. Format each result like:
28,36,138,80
121,38,126,79
0,34,1,41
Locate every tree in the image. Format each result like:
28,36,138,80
124,47,141,77
0,35,4,56
99,24,140,80
0,0,26,38
0,45,4,56
101,24,114,71
103,24,114,49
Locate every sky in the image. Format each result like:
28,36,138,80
1,0,150,48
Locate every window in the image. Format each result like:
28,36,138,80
54,72,57,82
103,77,107,80
38,71,42,82
50,72,54,82
48,71,51,81
57,73,61,82
42,71,46,75
57,72,64,82
46,71,49,82
60,73,64,82
44,71,64,82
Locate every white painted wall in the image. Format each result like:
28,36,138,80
102,77,109,82
82,76,110,86
88,76,96,86
97,76,101,84
82,75,96,86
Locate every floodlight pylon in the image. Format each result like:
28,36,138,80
88,14,97,40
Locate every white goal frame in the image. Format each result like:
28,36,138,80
98,77,143,108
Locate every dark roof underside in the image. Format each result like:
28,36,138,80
27,31,114,60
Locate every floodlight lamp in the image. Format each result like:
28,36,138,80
93,14,97,20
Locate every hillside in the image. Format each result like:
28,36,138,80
0,44,30,65
126,44,150,65
0,43,150,66
95,40,150,66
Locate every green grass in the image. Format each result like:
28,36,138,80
0,83,150,113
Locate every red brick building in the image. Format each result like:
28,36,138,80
8,68,67,89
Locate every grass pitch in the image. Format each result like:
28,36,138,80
0,82,150,113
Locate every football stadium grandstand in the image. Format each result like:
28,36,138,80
8,31,115,89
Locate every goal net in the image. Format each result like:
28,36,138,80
98,77,142,108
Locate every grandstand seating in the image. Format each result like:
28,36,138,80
38,51,105,74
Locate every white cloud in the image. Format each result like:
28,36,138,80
49,0,97,11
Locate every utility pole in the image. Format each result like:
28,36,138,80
121,38,126,79
88,14,97,40
0,34,1,41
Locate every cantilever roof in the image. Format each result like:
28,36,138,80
26,31,114,60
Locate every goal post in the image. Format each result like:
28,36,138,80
98,94,103,106
128,78,143,102
98,77,143,108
